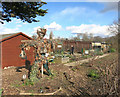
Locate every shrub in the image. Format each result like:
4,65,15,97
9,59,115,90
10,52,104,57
0,89,3,96
110,48,116,53
87,70,99,80
97,52,104,55
24,79,34,86
71,68,76,72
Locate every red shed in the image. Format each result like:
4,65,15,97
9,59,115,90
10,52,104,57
0,32,34,69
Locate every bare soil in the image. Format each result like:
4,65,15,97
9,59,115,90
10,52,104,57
1,53,118,96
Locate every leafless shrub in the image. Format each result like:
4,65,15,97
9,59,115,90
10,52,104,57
90,56,118,95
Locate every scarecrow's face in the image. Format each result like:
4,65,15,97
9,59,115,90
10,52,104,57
39,32,44,39
37,28,46,39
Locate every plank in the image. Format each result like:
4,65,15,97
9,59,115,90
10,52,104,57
21,40,35,42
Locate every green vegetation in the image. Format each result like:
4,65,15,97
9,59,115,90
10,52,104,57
28,90,35,93
46,69,56,80
71,68,77,72
96,52,104,55
87,69,99,80
110,48,116,52
24,79,34,86
11,83,21,88
82,55,92,59
0,88,3,96
66,54,73,58
1,2,47,24
11,79,34,88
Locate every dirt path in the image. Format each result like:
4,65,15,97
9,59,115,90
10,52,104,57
64,53,110,66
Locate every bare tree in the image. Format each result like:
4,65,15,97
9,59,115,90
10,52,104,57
82,32,89,41
32,34,37,40
108,20,120,50
49,31,53,40
93,36,103,42
89,33,94,41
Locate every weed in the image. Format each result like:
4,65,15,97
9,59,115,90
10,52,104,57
40,87,43,89
21,83,25,86
0,88,3,96
82,55,91,59
15,84,20,87
24,79,34,86
66,54,72,58
110,48,116,52
87,69,99,80
96,52,104,55
71,68,76,72
11,83,21,88
28,90,34,93
46,77,49,80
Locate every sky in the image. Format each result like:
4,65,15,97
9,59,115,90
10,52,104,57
0,1,118,39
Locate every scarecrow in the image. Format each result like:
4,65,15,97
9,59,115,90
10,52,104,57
19,28,53,81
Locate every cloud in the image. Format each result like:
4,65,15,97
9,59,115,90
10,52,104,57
16,25,22,27
23,22,28,25
66,24,111,37
0,24,20,34
61,7,85,15
15,19,22,23
44,22,62,31
100,2,118,13
51,6,88,22
31,26,41,33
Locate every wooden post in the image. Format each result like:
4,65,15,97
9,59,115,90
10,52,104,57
41,64,43,78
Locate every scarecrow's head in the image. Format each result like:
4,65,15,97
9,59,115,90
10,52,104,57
37,28,47,39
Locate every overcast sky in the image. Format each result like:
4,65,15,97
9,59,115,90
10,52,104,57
0,1,118,39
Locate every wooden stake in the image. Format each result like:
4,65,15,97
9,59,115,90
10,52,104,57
41,64,43,78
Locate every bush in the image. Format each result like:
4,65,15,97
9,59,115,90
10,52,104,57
110,48,116,53
96,52,104,55
0,89,3,96
24,79,34,86
87,70,99,80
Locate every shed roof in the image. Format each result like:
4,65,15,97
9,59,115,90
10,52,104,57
0,32,32,42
